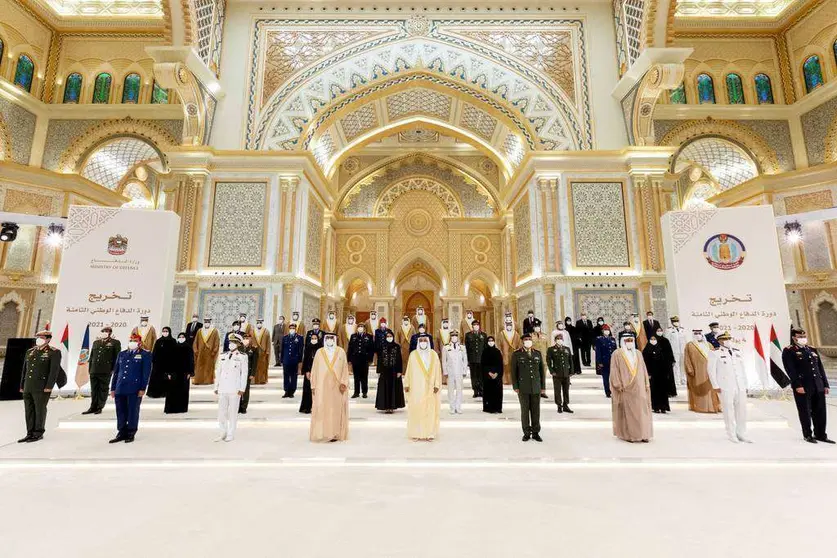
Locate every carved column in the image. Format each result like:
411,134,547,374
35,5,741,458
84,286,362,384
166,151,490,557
279,177,299,274
536,178,555,273
543,283,556,333
171,173,206,273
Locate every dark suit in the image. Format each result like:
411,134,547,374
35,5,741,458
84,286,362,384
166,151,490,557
642,319,662,341
272,322,285,366
783,344,830,440
705,332,720,349
575,318,594,366
522,317,539,336
185,321,202,346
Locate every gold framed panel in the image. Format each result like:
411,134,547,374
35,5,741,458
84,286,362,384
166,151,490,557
566,179,634,271
204,179,271,270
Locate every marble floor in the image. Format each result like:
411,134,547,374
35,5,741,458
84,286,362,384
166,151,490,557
1,366,835,558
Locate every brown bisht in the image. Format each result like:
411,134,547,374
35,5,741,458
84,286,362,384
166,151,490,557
684,341,722,413
609,348,653,442
193,327,220,385
253,326,271,384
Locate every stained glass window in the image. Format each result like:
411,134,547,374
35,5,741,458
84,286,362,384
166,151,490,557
62,73,83,104
803,55,824,93
669,83,686,104
93,73,112,104
151,81,168,104
697,73,715,104
13,55,34,93
122,73,141,104
725,73,744,104
754,74,774,104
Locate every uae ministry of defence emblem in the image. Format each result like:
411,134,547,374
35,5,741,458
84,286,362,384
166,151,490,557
703,233,745,270
107,234,128,256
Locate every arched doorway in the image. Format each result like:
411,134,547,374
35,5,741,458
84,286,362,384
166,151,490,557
464,278,495,334
395,258,442,332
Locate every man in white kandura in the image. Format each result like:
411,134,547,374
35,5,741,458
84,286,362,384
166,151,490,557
214,334,249,442
442,331,468,414
708,331,751,444
665,316,689,387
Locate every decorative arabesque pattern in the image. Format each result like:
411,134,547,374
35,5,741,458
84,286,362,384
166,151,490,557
193,0,227,74
612,0,645,77
375,177,463,217
571,182,630,267
513,193,532,278
248,18,592,153
43,0,163,17
667,209,717,254
386,88,453,121
302,293,321,323
199,289,265,330
208,182,267,267
340,103,378,141
460,103,498,141
80,138,160,191
169,285,187,333
574,289,638,328
676,0,797,19
677,138,758,192
305,197,324,279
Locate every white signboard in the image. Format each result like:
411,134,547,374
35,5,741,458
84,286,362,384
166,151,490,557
51,206,180,391
661,206,790,388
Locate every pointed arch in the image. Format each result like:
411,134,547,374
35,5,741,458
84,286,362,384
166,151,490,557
388,248,450,292
462,267,503,297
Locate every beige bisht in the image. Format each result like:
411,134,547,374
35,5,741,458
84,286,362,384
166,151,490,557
404,346,442,440
253,325,271,384
193,327,220,385
337,318,357,348
310,344,350,442
395,320,416,365
132,325,157,352
684,341,722,413
498,325,521,385
610,345,653,442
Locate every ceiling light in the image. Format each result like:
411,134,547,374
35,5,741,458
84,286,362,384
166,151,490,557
784,221,803,244
0,223,19,242
45,224,64,248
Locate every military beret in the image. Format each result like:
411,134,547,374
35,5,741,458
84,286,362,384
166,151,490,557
130,333,142,342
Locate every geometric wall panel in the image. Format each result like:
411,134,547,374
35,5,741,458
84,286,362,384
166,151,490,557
513,192,532,279
573,289,638,328
305,195,324,279
570,182,630,267
198,288,266,331
208,182,267,267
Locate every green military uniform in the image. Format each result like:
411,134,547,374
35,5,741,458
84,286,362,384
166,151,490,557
20,345,61,439
239,344,259,413
464,329,488,397
511,347,546,438
546,344,573,411
86,336,122,413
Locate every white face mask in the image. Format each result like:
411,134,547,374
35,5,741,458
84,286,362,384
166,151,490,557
204,323,211,329
326,339,335,347
313,325,320,331
386,336,394,343
162,331,170,337
419,341,429,350
796,337,808,346
694,334,703,342
534,327,541,333
672,321,679,327
289,329,297,336
555,339,563,346
177,338,186,344
557,324,565,330
528,314,534,319
358,328,365,334
712,328,720,334
35,338,47,347
598,320,604,325
523,340,533,349
451,336,459,344
328,314,335,320
624,342,635,351
230,344,240,352
128,341,139,351
487,341,495,347
98,333,108,340
656,332,663,338
370,314,377,319
650,339,658,345
310,338,319,345
140,321,148,327
721,340,732,348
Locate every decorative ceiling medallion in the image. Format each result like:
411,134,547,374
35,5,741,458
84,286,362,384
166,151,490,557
398,128,440,143
404,208,433,237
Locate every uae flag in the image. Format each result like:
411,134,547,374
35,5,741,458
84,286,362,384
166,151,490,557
769,325,791,388
753,324,769,389
75,324,91,389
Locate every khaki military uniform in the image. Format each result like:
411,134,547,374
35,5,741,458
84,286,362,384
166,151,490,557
88,337,121,413
20,346,61,438
546,344,573,410
511,348,546,436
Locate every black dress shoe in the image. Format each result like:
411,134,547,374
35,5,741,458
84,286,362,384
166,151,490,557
17,435,31,443
93,410,102,415
109,436,124,444
563,406,574,414
124,437,135,443
804,436,818,444
362,394,368,399
815,437,836,444
556,407,563,413
351,394,359,399
238,410,247,415
522,434,530,442
81,409,96,415
532,434,543,442
26,435,43,443
540,393,548,398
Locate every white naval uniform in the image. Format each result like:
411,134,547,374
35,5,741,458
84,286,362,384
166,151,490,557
442,343,469,413
214,351,249,441
708,347,749,442
665,326,689,386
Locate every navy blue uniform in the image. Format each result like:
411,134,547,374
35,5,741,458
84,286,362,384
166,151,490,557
594,336,618,397
348,332,375,396
110,348,152,439
783,343,830,440
705,332,720,349
281,333,304,396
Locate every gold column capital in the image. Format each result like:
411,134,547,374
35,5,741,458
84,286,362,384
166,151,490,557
280,176,300,193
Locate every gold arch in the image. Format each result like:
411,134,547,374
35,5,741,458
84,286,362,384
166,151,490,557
58,118,178,173
660,119,781,174
374,176,464,218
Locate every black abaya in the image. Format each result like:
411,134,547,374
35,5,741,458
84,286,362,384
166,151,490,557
148,335,177,398
375,341,405,411
164,342,194,414
643,342,675,413
299,339,321,414
565,322,582,374
480,345,504,414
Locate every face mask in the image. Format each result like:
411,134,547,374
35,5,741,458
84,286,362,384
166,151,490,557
310,338,319,345
555,339,563,346
233,325,240,332
240,317,247,323
35,338,47,347
694,335,703,342
672,321,679,327
650,339,658,345
230,344,240,352
192,317,198,323
177,337,186,344
656,331,663,337
598,320,604,325
162,331,170,337
386,336,394,343
624,342,635,351
326,339,335,347
451,336,459,344
99,332,108,340
140,321,148,327
313,325,320,331
419,342,429,350
721,340,731,348
371,314,377,319
557,324,565,330
329,314,335,320
534,327,541,333
523,340,533,349
380,324,387,329
128,341,139,350
712,328,720,334
796,337,808,346
358,328,365,334
418,309,424,315
289,329,297,335
528,314,534,319
488,341,495,347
